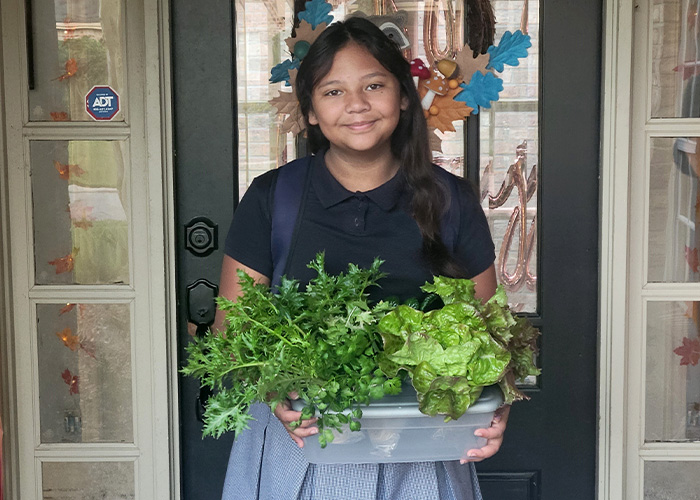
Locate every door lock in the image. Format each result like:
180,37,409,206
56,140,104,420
185,217,218,256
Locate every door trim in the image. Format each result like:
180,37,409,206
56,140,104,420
155,0,181,496
599,0,634,498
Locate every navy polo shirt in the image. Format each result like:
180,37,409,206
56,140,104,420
225,153,495,302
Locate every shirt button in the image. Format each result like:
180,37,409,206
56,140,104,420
354,217,360,226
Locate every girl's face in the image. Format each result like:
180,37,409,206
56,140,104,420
308,43,408,159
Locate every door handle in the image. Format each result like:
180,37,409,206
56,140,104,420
187,278,218,329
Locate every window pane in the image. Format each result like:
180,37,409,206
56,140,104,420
29,0,126,122
646,301,700,442
42,461,134,499
650,0,699,119
480,0,539,312
645,461,700,499
647,137,700,283
37,303,133,444
31,140,129,285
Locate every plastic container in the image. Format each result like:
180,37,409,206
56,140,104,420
290,384,504,464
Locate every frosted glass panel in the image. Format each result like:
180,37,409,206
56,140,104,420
648,137,700,283
28,0,125,122
650,0,700,119
42,461,134,499
37,303,133,444
646,301,700,442
645,461,700,499
31,140,129,285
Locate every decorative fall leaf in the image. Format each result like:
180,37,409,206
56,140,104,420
48,249,78,274
72,220,93,230
56,327,81,351
674,337,700,366
270,90,299,116
270,58,300,85
685,301,700,325
50,112,68,121
54,160,85,180
420,86,474,133
455,45,490,81
59,303,76,315
270,69,304,135
454,72,504,114
285,20,326,53
686,245,699,273
297,0,333,29
486,30,532,72
61,369,80,395
57,58,78,81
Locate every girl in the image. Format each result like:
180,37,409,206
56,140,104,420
218,17,508,500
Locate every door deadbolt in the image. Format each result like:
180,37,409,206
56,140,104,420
185,217,218,256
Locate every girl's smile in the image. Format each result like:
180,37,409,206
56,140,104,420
308,43,408,161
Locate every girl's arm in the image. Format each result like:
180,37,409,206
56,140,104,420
466,262,511,463
213,255,270,333
215,254,318,447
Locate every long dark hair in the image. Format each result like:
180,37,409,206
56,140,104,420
295,17,464,277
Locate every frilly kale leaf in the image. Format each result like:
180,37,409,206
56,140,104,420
181,253,399,447
486,30,532,72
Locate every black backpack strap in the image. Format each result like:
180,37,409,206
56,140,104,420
437,167,461,252
271,156,313,288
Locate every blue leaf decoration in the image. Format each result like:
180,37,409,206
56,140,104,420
270,58,300,85
454,72,504,114
486,30,532,72
298,0,334,29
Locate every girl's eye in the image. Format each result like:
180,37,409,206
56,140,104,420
367,83,383,91
324,89,341,97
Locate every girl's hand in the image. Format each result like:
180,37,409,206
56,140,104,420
462,404,510,464
272,392,318,448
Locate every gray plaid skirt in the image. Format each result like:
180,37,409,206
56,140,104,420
222,403,483,500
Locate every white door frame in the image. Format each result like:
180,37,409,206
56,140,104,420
0,0,177,497
599,0,634,498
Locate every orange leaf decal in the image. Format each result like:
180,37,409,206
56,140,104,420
57,58,78,81
72,220,93,230
56,327,81,351
674,337,700,366
50,112,68,121
685,302,700,326
61,369,80,395
48,249,77,274
54,160,85,180
59,303,76,315
686,246,699,273
421,86,474,133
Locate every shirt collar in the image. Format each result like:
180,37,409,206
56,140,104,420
311,151,405,211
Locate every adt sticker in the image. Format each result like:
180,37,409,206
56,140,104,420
85,86,120,121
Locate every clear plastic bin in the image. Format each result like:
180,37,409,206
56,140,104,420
291,384,504,464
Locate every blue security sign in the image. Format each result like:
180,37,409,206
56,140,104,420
85,85,120,121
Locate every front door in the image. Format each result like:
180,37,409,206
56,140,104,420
172,1,601,499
